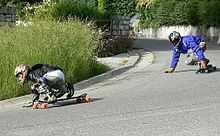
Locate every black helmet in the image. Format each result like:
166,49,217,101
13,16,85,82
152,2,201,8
168,31,181,47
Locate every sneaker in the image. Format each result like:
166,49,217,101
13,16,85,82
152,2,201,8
66,82,74,98
47,95,57,103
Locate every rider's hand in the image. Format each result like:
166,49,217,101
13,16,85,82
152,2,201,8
164,68,175,73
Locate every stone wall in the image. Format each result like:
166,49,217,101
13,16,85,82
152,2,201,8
0,6,16,25
111,16,131,38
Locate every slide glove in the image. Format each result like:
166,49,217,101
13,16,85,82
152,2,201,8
164,68,175,73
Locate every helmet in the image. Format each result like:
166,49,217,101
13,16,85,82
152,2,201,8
14,64,29,77
15,64,30,85
15,64,30,84
168,31,181,47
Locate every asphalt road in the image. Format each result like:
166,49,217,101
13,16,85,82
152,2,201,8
1,39,220,136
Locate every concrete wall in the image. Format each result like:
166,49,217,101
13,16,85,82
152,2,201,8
134,26,220,44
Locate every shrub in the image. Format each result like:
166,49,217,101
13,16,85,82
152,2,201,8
105,0,136,16
23,0,110,27
198,0,220,27
139,0,220,28
53,0,110,26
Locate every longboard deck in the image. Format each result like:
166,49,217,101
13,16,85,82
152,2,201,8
40,93,88,104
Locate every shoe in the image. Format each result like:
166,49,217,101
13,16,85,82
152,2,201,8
66,83,74,98
47,95,57,103
196,68,210,74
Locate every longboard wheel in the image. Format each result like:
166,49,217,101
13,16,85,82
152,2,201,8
213,66,217,71
85,95,92,103
32,103,38,110
41,103,48,109
32,103,48,110
205,69,210,73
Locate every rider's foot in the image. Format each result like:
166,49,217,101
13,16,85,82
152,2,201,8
66,83,74,98
47,95,57,103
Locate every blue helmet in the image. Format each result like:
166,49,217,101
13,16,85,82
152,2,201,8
168,31,181,47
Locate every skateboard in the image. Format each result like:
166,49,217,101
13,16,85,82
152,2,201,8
196,64,217,74
23,93,92,109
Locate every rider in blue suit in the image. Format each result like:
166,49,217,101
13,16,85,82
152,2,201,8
165,31,209,73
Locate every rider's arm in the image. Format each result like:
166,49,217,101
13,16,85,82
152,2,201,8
189,40,201,53
170,48,181,69
28,71,44,83
165,48,180,73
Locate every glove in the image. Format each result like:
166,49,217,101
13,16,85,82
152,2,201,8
164,68,175,73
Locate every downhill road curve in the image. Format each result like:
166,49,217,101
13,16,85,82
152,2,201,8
1,39,220,136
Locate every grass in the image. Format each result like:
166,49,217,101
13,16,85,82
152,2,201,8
0,19,109,100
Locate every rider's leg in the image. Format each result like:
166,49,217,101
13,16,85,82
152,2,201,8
200,60,208,69
42,70,65,101
53,81,74,98
31,84,40,103
42,70,74,99
185,49,198,65
31,82,52,102
195,48,209,69
65,82,74,98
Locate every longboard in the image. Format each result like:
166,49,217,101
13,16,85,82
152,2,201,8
196,64,217,74
23,93,92,109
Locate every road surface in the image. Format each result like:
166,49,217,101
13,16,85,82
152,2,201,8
1,39,220,136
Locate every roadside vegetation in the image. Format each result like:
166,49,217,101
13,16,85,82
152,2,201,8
2,0,220,28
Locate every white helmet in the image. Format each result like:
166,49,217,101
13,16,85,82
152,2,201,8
14,64,29,77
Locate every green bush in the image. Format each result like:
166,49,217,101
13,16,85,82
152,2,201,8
27,0,110,26
98,0,106,13
105,0,136,16
55,0,110,26
198,0,220,27
0,19,109,100
0,0,42,6
139,0,220,28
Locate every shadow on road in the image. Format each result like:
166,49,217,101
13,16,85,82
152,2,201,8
175,67,220,74
174,69,197,73
133,39,170,52
212,68,220,73
48,97,104,109
133,39,220,51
